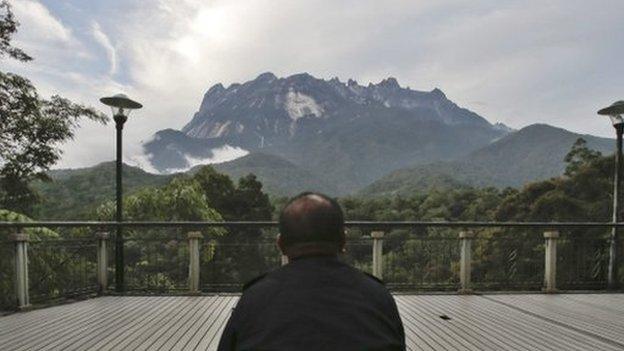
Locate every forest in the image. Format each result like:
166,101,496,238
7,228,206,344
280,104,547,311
1,137,620,310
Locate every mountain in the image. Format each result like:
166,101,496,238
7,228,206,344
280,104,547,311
32,162,171,219
33,153,336,218
209,153,338,196
360,124,614,196
143,72,507,193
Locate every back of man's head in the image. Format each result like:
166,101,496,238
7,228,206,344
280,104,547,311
278,192,345,256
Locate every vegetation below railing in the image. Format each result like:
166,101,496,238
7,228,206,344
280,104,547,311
1,221,622,312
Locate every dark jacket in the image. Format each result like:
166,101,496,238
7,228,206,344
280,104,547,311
217,255,405,351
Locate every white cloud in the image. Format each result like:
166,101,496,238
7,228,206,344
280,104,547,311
7,0,624,169
131,145,250,175
91,21,117,75
11,0,72,44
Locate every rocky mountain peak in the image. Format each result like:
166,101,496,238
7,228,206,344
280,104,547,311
493,122,515,133
143,72,514,184
255,71,277,82
285,72,316,86
207,83,225,94
178,72,500,152
377,77,400,89
430,88,446,99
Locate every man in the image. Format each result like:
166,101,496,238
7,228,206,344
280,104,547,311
217,192,405,351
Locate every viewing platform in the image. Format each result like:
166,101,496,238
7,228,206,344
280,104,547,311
1,221,624,350
1,293,624,350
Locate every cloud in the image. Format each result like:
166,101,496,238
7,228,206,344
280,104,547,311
11,0,72,43
7,0,624,169
91,22,117,75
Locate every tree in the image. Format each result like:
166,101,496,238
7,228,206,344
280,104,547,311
190,168,275,288
95,178,224,290
191,166,237,218
191,167,273,221
231,174,273,220
564,138,602,176
0,1,107,214
0,0,30,62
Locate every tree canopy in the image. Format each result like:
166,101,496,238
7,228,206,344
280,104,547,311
0,1,107,214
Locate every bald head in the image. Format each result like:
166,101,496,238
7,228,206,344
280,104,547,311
278,192,345,256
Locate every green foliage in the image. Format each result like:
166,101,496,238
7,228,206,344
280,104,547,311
0,209,58,239
0,72,108,214
0,2,107,214
93,176,225,291
342,139,620,289
191,167,276,287
211,152,338,196
32,162,171,219
361,125,613,196
2,133,619,302
96,177,223,223
564,138,603,176
0,1,31,61
87,167,275,291
190,166,273,221
0,210,84,310
342,187,506,222
495,155,613,222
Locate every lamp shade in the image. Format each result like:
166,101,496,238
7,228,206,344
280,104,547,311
100,93,142,118
598,100,624,116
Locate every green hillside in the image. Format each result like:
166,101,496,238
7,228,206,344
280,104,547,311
361,124,614,196
210,153,338,196
32,162,172,219
358,162,492,197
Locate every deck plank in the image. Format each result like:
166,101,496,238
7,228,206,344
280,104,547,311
1,294,623,350
486,294,624,348
46,297,158,351
133,296,212,351
150,296,221,351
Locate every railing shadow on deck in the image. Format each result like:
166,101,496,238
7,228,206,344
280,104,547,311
1,221,622,312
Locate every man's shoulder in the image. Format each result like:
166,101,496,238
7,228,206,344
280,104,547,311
241,262,387,292
242,272,270,291
241,268,287,293
362,271,385,286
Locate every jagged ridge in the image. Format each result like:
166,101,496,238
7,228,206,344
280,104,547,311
144,72,509,194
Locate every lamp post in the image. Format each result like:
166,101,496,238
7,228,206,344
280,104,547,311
100,94,142,292
598,100,624,289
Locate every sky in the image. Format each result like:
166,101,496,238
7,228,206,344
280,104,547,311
4,0,624,169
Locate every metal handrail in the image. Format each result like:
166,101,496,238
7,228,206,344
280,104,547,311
2,220,620,310
0,220,624,229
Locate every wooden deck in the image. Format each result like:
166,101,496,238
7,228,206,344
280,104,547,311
1,294,624,350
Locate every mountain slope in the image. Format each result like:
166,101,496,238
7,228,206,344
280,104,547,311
361,124,614,196
33,162,171,219
209,153,338,196
465,124,613,185
144,72,507,193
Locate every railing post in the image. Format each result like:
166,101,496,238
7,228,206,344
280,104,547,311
459,231,474,294
10,233,30,309
96,232,109,293
371,231,384,279
187,231,202,294
543,231,559,293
